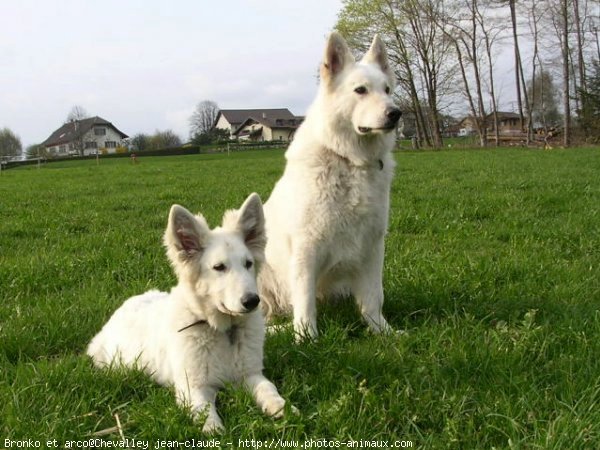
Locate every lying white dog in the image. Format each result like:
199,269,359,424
87,194,289,433
259,33,402,340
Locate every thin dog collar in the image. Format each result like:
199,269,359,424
177,320,239,345
177,319,207,333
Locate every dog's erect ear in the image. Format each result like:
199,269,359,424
236,193,266,256
221,193,266,261
362,34,393,79
321,32,355,85
164,204,210,264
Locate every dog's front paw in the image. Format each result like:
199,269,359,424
266,323,292,335
293,320,318,343
262,396,286,418
202,415,224,434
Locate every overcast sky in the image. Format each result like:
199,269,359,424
0,0,342,147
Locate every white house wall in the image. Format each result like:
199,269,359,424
47,126,126,156
263,126,273,141
83,126,125,156
215,116,234,136
271,129,294,141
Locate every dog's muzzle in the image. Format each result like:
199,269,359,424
385,107,402,127
358,108,403,134
241,293,260,312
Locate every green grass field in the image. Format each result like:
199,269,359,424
1,148,600,448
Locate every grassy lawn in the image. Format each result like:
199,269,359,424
1,147,599,448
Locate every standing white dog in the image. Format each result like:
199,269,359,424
87,194,289,433
259,33,402,340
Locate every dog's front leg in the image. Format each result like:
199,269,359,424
289,242,318,341
352,239,393,334
245,373,288,418
175,384,223,433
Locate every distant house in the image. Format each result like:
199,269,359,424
457,112,525,137
487,111,524,134
213,109,303,142
41,116,129,156
457,116,478,137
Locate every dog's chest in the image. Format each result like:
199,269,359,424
307,157,393,275
314,160,390,233
176,323,261,385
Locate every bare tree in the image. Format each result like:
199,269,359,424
527,0,542,134
572,0,587,93
561,0,572,146
404,0,451,148
475,0,503,146
148,130,182,150
65,105,89,123
508,0,527,133
543,0,599,145
380,1,433,147
189,100,220,138
526,69,562,128
65,105,90,156
548,0,574,146
436,0,496,146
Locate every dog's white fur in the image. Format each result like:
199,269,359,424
259,33,401,340
87,194,288,433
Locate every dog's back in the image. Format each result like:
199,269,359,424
87,290,171,374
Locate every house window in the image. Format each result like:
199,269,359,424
59,145,66,153
94,127,106,136
105,141,117,148
85,141,97,149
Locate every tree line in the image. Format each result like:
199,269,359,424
132,100,228,151
1,100,225,160
336,0,600,148
0,106,189,159
5,0,598,158
1,102,229,160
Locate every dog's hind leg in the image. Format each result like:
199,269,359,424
245,374,288,418
351,241,393,334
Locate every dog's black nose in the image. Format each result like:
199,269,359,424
241,293,260,311
386,107,402,124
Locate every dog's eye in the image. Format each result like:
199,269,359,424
213,263,227,272
245,260,253,270
385,86,391,94
354,86,367,95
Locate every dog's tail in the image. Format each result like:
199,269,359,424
258,263,291,319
